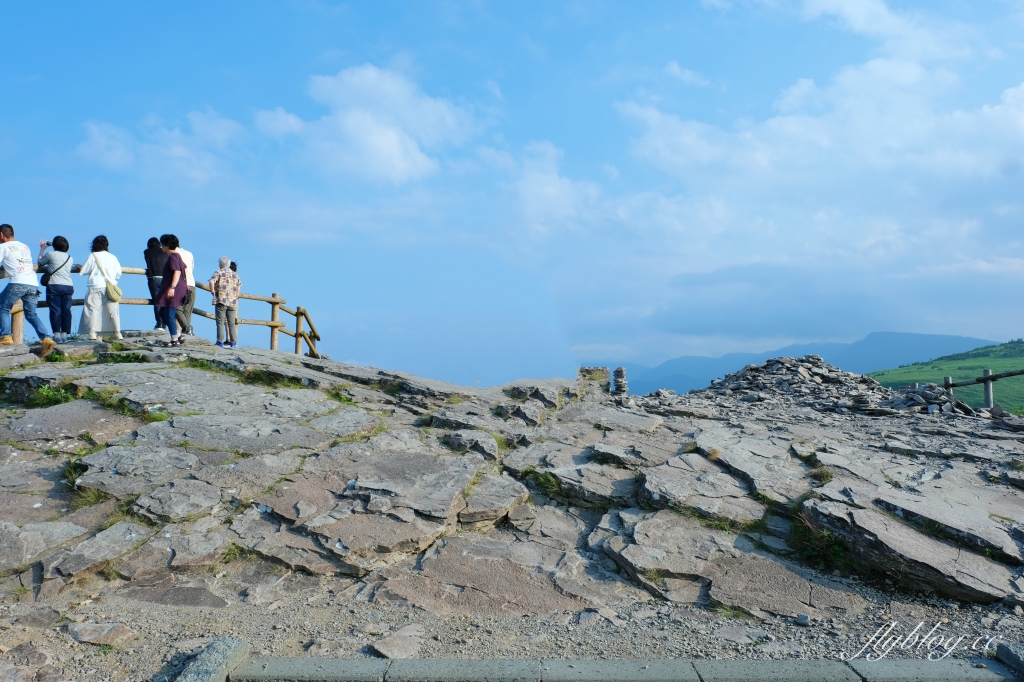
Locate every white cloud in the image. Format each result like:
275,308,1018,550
259,64,475,184
254,107,305,136
515,142,600,233
76,111,244,183
664,61,710,86
76,122,135,169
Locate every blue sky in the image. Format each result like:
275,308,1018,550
2,1,1023,385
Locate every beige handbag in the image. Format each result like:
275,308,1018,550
92,256,122,302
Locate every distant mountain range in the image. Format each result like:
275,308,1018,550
594,332,999,396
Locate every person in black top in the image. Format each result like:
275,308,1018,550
144,237,169,329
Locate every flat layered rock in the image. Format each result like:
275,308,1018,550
1,362,172,402
306,405,378,437
695,425,810,505
375,534,586,616
459,473,529,529
805,499,1015,602
194,450,306,502
44,521,153,580
640,454,765,523
122,415,333,455
705,553,868,618
548,463,638,508
78,446,203,499
0,459,62,494
0,521,89,573
252,527,341,575
309,448,484,523
313,511,447,576
68,622,137,646
511,505,591,552
444,430,499,458
134,479,222,522
558,403,664,433
0,401,140,444
431,402,519,436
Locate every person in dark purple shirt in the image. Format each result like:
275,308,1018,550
154,234,189,346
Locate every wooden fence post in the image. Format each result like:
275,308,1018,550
11,300,23,344
944,376,953,398
294,306,304,356
983,369,994,409
269,293,280,351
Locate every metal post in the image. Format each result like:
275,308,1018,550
983,369,994,409
294,306,304,356
269,293,280,351
944,377,953,398
11,300,23,345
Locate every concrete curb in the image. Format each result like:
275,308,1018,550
999,643,1024,677
175,637,249,682
180,639,1024,682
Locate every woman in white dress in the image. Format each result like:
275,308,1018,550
76,235,122,340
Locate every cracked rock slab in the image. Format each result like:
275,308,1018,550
68,622,137,646
444,430,499,459
0,521,89,573
134,479,221,522
805,498,1015,602
43,521,153,580
306,405,378,438
313,511,447,576
0,400,140,445
78,446,203,499
120,415,333,455
640,453,765,523
194,450,306,502
458,473,529,529
695,425,810,505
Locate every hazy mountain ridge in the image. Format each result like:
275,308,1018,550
596,332,998,395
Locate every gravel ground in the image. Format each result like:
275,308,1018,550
2,559,1021,681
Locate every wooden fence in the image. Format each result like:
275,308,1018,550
943,368,1024,409
1,266,321,358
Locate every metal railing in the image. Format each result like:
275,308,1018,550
1,266,322,358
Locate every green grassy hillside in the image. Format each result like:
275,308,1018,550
869,340,1024,412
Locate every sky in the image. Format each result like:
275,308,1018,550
2,0,1023,386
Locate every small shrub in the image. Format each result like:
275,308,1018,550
788,513,860,574
101,352,146,364
529,470,561,497
27,384,75,408
142,410,170,424
13,584,29,596
44,349,68,363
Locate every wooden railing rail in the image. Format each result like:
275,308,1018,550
2,266,320,358
942,368,1024,410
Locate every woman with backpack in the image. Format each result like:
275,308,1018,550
37,236,74,343
75,235,122,341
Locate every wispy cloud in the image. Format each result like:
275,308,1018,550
664,61,710,86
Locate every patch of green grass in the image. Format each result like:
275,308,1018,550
642,568,663,583
13,584,28,596
681,441,698,454
326,387,358,406
331,422,388,445
99,644,113,655
220,543,255,564
27,384,76,407
97,560,122,582
444,394,468,405
70,486,111,510
142,410,171,423
62,456,88,488
1010,460,1024,472
101,352,146,364
376,379,405,396
672,503,736,532
523,468,561,497
240,368,303,389
788,512,862,575
44,348,68,363
808,467,834,485
712,603,753,619
100,497,153,530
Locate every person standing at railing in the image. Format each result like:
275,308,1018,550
144,236,168,331
155,234,188,347
74,235,123,341
37,236,74,344
173,241,196,336
209,256,241,348
0,224,56,357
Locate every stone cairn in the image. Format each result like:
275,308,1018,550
612,367,628,395
691,354,994,418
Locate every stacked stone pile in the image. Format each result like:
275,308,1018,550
612,367,628,395
669,354,993,419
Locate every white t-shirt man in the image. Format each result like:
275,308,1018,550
0,241,39,285
176,247,196,287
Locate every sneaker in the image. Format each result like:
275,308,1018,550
229,343,237,348
153,323,162,330
0,335,14,346
216,342,225,348
39,337,56,359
